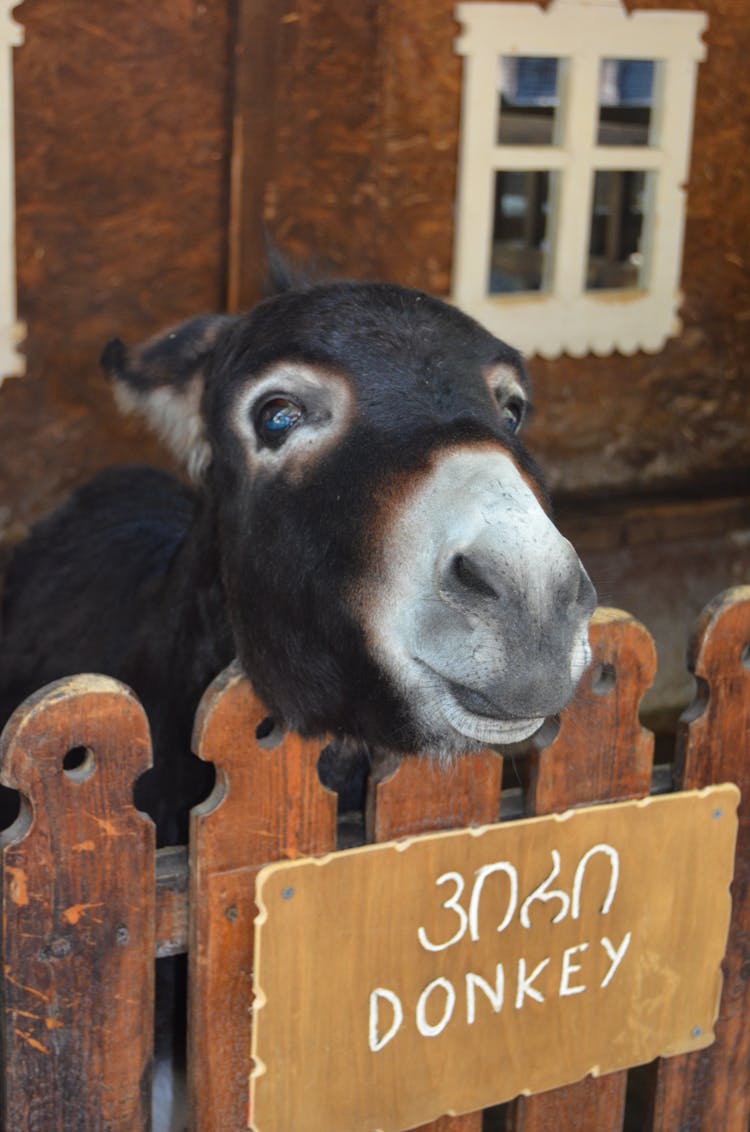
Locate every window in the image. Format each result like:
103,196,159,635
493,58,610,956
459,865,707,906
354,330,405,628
1,1,25,387
452,0,707,358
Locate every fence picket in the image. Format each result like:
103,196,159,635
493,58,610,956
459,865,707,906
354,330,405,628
368,748,504,1131
506,607,656,1132
187,662,337,1132
0,590,747,1132
650,586,750,1131
0,675,154,1131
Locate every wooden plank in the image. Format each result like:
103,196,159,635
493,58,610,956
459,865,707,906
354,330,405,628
187,661,337,1132
227,0,297,311
368,751,504,1132
0,675,155,1131
155,845,189,958
250,788,736,1132
650,586,750,1131
368,753,504,844
507,607,656,1132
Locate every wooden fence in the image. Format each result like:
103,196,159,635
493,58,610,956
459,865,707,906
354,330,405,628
0,587,748,1131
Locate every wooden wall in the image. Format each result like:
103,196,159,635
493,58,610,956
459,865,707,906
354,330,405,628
0,0,748,717
232,0,750,499
1,0,232,541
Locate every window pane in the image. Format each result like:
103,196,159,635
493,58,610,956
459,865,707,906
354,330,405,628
597,59,655,146
586,170,649,290
498,57,561,145
489,170,555,294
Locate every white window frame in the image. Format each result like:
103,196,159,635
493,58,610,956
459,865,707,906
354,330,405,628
1,0,24,387
452,0,707,358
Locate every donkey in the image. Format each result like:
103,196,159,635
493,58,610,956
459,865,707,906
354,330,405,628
0,280,595,845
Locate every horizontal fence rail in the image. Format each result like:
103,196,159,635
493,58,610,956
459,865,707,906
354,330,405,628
0,587,748,1131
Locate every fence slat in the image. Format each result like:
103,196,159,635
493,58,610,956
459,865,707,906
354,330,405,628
369,749,504,1132
187,662,337,1132
650,586,750,1132
507,607,656,1132
0,675,154,1131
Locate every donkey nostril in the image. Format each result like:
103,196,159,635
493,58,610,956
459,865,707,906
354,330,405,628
451,553,499,601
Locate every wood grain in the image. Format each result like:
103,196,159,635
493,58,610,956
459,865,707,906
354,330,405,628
2,0,749,556
155,845,189,958
0,675,154,1131
224,0,750,498
368,750,503,1132
4,0,231,542
251,787,736,1132
650,586,750,1132
187,662,337,1132
507,607,656,1132
227,0,298,310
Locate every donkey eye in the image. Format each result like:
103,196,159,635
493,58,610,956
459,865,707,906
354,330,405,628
500,400,523,435
256,398,304,445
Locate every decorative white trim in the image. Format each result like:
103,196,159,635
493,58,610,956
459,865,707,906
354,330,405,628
452,0,707,358
1,0,24,386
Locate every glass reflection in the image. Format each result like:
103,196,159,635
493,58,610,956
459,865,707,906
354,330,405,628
497,57,561,146
489,170,555,294
587,170,649,290
597,60,656,146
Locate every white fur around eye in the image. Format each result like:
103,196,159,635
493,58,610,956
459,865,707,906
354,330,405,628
232,363,354,474
486,363,529,428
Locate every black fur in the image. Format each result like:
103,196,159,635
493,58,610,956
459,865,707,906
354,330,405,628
0,281,538,844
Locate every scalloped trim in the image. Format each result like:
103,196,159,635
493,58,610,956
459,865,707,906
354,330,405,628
452,0,707,358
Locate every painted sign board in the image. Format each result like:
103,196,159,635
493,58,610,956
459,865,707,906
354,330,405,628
250,785,738,1132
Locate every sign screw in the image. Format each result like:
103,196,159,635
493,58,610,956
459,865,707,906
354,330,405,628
282,887,295,901
712,809,723,820
691,1026,702,1038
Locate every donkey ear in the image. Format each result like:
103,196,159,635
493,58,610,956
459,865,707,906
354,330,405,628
101,314,237,480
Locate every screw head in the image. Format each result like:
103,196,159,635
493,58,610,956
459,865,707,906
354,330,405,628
282,887,295,901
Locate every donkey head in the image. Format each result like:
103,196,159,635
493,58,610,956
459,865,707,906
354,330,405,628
102,282,596,757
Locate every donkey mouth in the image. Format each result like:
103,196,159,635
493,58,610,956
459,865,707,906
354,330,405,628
415,661,545,746
445,678,513,720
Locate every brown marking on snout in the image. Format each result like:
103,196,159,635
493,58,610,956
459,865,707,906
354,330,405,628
349,437,549,651
515,461,551,511
357,436,547,577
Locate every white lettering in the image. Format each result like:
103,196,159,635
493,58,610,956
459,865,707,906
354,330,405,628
600,932,632,988
469,861,518,941
559,942,589,996
520,850,571,929
369,988,403,1052
418,872,468,953
466,966,505,1025
416,977,456,1038
515,956,550,1009
571,844,620,919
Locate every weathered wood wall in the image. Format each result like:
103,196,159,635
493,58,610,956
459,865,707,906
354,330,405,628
1,0,232,541
231,0,749,499
0,0,747,717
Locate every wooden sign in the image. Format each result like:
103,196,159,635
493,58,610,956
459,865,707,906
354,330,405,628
250,785,738,1132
